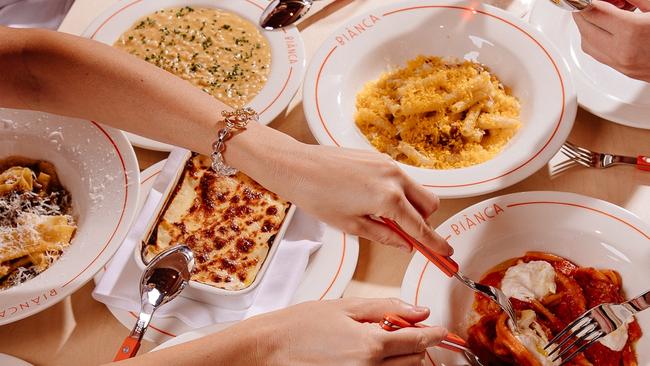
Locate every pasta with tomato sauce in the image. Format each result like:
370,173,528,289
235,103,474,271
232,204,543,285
467,252,641,366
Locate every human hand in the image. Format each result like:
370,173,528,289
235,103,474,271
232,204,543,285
257,143,452,255
241,298,447,366
573,0,650,82
117,298,447,366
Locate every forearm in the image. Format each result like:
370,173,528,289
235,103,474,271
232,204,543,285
111,321,275,366
0,26,301,181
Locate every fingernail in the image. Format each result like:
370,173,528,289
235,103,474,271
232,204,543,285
400,245,413,253
447,246,454,256
413,305,429,313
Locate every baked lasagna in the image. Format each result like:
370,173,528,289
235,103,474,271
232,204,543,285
468,252,641,366
144,154,290,291
0,157,76,290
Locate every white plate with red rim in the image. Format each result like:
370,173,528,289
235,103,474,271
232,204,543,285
0,354,31,366
530,0,650,129
82,0,306,151
400,191,650,365
0,108,140,326
302,0,577,198
94,159,359,343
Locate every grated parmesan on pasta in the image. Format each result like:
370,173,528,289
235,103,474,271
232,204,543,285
355,56,521,170
0,158,76,290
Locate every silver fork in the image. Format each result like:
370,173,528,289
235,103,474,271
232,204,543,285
555,141,650,173
544,289,650,365
380,217,518,329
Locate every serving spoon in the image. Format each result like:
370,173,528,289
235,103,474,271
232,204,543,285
260,0,320,30
113,245,195,361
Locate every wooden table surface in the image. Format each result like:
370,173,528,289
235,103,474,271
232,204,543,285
1,1,649,364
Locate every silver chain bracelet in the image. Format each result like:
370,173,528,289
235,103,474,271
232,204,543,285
210,107,258,176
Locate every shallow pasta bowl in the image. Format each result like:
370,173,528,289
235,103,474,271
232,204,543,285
0,109,139,325
83,0,306,151
400,191,650,365
302,0,577,198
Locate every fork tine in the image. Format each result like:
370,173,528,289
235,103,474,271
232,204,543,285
545,314,590,351
564,141,595,156
560,144,591,160
560,144,583,158
558,333,603,366
547,318,593,357
560,148,592,167
552,322,600,361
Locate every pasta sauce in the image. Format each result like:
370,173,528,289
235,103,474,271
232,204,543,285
468,252,641,366
115,7,271,108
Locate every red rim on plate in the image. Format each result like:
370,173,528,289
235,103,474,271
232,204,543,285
82,0,306,151
0,118,138,325
401,191,650,365
303,1,577,198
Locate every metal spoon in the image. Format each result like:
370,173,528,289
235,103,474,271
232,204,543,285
260,0,320,30
113,245,194,361
548,0,592,11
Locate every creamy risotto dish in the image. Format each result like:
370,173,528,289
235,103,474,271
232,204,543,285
355,56,521,170
115,6,271,107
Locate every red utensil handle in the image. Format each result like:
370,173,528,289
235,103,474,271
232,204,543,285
441,332,467,348
381,218,459,277
382,313,467,353
637,156,650,171
383,313,424,330
113,336,141,361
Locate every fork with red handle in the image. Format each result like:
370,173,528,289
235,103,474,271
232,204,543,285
381,313,486,366
380,218,518,330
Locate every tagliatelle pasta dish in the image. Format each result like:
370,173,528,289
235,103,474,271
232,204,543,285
355,56,521,169
0,157,76,291
468,252,641,366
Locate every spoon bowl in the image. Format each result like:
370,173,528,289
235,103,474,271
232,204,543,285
140,245,193,307
260,0,314,30
114,245,194,361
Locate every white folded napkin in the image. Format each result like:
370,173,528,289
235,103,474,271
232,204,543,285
93,150,323,328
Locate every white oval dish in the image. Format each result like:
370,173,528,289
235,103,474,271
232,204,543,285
0,108,140,325
530,0,650,129
400,191,650,365
83,0,306,151
303,0,577,198
94,160,359,343
133,151,296,309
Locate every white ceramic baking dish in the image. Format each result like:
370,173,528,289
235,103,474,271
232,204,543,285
134,150,295,309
